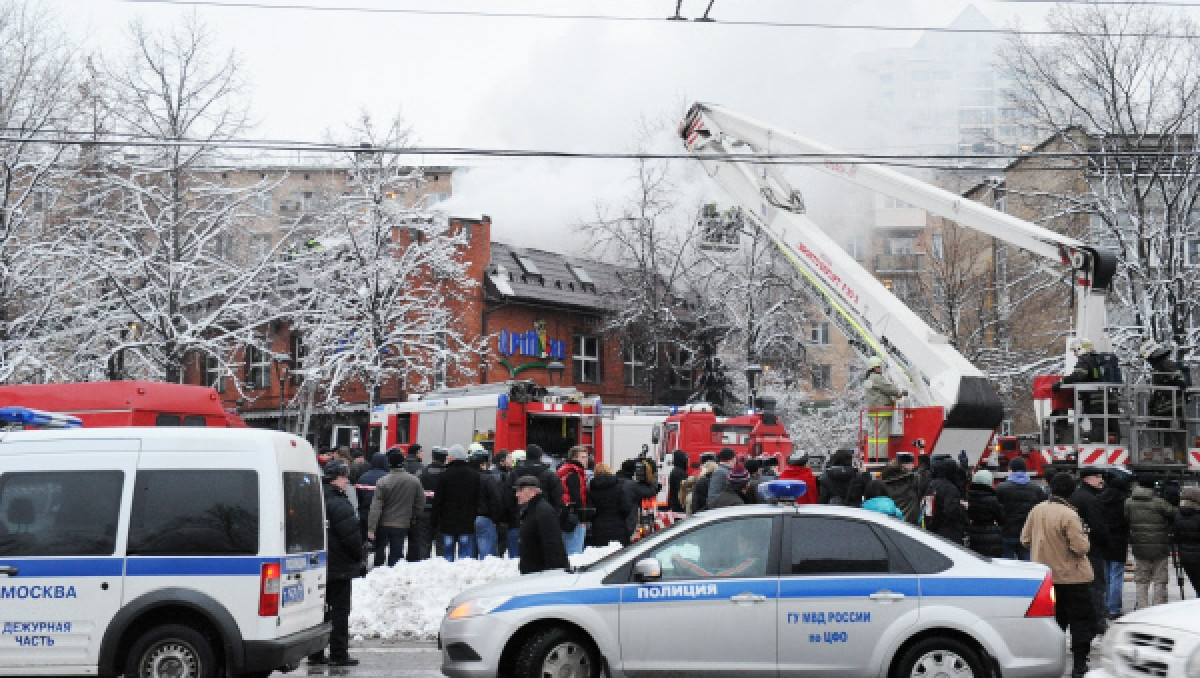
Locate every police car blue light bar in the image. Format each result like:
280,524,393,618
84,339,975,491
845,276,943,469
758,480,807,503
0,406,83,429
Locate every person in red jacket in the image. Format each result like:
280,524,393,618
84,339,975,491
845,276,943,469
779,451,818,504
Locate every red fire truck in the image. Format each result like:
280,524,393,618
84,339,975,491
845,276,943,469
654,402,794,470
368,380,601,462
0,381,248,428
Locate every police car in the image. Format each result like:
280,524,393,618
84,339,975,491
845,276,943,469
0,417,330,678
1085,599,1200,678
439,481,1066,678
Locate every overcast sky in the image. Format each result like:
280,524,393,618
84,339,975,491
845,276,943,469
47,0,1065,252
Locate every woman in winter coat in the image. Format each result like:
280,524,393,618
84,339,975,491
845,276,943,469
965,469,1005,557
860,479,904,520
1175,487,1200,597
588,463,633,547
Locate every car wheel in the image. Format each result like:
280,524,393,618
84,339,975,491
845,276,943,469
895,637,986,678
513,627,599,678
124,624,218,678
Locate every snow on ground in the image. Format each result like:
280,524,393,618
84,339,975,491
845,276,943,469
349,543,623,641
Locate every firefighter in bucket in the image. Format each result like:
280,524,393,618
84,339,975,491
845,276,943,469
865,355,906,461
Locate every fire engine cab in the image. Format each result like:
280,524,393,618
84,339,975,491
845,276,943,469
368,380,602,463
0,381,247,428
654,402,793,470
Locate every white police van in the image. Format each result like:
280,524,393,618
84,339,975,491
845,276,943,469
0,417,330,678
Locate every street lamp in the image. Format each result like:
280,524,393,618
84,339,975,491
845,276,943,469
745,364,763,412
546,361,565,387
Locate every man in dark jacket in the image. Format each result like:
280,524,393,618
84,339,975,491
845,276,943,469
308,461,363,667
965,469,1004,557
588,465,632,547
514,475,569,574
471,446,504,558
995,457,1044,560
431,445,479,561
667,450,689,514
926,456,967,544
818,449,859,505
367,448,424,567
1098,471,1132,618
355,452,391,565
510,444,564,509
1071,468,1111,627
881,453,921,523
1175,487,1200,597
348,449,370,484
1126,482,1177,608
403,444,425,475
688,461,716,514
709,465,750,509
414,447,449,561
706,448,737,506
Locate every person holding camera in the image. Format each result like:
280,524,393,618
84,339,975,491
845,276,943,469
556,445,591,555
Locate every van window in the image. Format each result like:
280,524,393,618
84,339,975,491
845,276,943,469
156,414,182,426
282,472,324,553
0,471,123,556
128,470,259,555
183,415,207,427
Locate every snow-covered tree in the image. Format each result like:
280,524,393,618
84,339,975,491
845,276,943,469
71,18,288,383
0,1,80,382
289,111,482,427
1005,3,1200,357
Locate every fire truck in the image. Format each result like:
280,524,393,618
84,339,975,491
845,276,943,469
681,102,1120,470
0,381,248,428
367,380,601,463
653,402,794,469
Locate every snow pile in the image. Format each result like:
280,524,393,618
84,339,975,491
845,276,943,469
349,543,623,640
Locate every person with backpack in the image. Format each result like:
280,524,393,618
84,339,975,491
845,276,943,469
995,457,1045,560
556,445,591,555
924,456,968,544
965,469,1004,557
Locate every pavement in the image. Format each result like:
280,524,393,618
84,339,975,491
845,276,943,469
276,566,1195,678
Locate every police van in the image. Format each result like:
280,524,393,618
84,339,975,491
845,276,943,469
0,419,330,678
440,481,1067,678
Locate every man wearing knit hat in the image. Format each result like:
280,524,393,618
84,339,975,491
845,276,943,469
996,456,1044,560
1022,472,1095,677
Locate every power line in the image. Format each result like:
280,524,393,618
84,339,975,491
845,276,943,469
69,0,1200,39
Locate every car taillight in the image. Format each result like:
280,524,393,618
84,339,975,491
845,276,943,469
1025,573,1055,617
259,562,281,617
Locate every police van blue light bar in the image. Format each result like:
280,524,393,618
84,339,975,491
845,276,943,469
758,480,807,503
0,406,83,429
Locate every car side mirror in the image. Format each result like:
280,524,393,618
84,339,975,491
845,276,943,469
634,558,662,582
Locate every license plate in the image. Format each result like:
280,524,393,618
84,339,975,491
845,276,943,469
282,583,305,606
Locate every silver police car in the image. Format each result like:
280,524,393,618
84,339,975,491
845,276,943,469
439,495,1066,678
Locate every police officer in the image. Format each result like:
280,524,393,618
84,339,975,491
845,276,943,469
308,460,362,667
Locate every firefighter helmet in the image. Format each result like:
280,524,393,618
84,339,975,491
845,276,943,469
867,356,884,370
1069,337,1094,354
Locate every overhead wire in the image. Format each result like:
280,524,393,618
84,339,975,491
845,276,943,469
66,0,1200,39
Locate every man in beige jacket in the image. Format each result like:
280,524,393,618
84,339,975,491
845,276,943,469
1021,472,1095,678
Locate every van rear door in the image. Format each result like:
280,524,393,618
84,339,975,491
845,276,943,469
0,440,138,673
278,471,327,636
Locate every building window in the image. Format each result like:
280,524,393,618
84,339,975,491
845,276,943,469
810,322,830,346
574,335,600,383
567,263,597,292
885,236,916,255
847,235,867,262
812,364,832,390
250,233,271,261
245,341,270,390
289,333,306,386
1187,238,1200,267
930,234,945,259
669,345,692,391
204,354,225,393
623,345,646,387
433,331,448,390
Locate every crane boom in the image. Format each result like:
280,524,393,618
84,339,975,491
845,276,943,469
680,103,1118,461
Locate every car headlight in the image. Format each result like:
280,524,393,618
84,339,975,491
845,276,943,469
1186,646,1200,678
447,596,511,620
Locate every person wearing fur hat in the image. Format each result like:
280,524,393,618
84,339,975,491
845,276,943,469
708,464,751,509
1174,487,1200,597
1022,472,1096,678
965,469,1004,557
